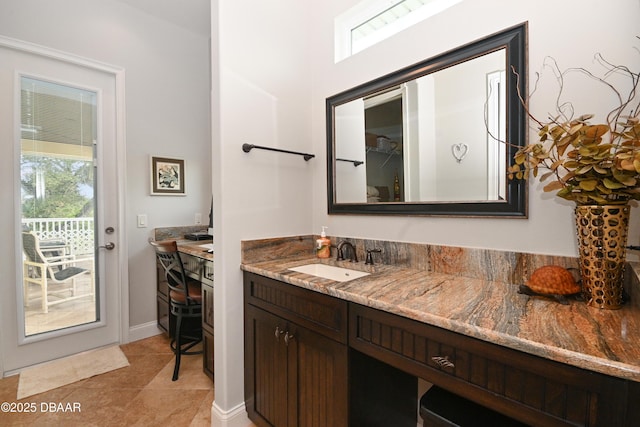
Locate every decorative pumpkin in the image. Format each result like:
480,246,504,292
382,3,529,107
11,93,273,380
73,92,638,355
518,266,581,305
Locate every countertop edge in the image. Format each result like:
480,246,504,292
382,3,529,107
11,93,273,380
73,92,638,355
241,260,640,383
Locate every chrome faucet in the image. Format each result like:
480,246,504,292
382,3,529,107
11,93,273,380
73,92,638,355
336,241,358,262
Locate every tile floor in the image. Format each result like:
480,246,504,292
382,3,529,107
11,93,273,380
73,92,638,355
0,334,214,426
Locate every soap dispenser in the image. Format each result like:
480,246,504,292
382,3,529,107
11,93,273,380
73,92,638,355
316,226,331,258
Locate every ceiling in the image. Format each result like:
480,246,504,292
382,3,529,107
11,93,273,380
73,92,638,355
115,0,210,37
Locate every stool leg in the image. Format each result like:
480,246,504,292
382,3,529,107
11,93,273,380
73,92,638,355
172,313,182,381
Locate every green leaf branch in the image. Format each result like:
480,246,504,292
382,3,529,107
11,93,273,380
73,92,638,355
509,39,640,205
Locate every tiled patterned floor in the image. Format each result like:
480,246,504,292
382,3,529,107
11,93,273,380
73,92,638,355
0,334,214,426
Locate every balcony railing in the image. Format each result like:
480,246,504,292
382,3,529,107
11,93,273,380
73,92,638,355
22,217,94,256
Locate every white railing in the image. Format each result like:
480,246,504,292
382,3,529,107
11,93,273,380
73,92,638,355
22,217,94,256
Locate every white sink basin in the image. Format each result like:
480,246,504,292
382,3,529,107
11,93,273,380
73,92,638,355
288,263,370,282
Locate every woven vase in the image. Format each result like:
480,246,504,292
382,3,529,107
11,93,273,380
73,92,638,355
574,204,630,309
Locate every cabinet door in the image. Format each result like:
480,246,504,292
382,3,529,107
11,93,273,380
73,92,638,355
245,304,349,427
156,262,171,336
202,284,214,379
245,305,290,427
292,322,348,427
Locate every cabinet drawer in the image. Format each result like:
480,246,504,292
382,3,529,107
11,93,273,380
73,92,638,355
244,272,348,344
349,303,630,427
181,253,213,286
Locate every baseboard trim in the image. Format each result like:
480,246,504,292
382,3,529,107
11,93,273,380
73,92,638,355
211,401,252,427
127,321,162,343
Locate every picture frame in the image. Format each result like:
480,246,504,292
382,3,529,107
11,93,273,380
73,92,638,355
150,156,185,195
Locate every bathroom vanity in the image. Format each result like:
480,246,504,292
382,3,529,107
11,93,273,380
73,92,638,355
241,236,640,427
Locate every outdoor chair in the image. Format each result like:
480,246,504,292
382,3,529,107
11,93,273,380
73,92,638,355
22,231,95,313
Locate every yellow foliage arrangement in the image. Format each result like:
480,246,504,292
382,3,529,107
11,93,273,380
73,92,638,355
509,42,640,205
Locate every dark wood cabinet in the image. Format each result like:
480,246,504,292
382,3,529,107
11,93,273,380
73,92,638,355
243,271,640,427
156,261,173,337
244,272,348,427
202,282,214,379
350,302,640,427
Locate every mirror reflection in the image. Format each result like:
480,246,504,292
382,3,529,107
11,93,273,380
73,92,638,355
335,50,506,204
327,23,528,217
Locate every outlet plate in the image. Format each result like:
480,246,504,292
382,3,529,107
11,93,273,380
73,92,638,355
195,213,202,225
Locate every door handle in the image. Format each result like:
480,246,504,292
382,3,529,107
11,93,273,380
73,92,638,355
99,242,116,250
431,356,455,369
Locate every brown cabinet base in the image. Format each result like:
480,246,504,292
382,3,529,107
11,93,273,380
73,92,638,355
244,272,640,427
350,302,639,427
202,283,214,379
244,272,348,427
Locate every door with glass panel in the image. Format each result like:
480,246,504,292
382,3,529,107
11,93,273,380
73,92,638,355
0,39,124,373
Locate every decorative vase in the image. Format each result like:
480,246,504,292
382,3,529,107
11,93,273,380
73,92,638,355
574,204,630,309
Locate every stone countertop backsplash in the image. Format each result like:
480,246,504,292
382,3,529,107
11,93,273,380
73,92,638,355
240,235,640,383
154,225,209,241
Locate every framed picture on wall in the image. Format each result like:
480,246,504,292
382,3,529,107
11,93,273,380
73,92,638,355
150,156,186,195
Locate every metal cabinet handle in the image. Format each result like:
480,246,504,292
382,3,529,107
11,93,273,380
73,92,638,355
275,326,285,341
432,356,455,369
284,332,295,346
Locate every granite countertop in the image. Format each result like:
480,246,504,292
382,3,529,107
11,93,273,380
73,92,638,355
176,240,214,261
241,256,640,383
153,226,214,261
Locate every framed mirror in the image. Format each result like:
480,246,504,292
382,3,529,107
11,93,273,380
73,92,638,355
326,23,528,217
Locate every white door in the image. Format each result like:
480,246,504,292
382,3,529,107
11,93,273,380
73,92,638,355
0,38,126,374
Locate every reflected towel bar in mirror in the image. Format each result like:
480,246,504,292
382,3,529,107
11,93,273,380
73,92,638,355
336,158,364,167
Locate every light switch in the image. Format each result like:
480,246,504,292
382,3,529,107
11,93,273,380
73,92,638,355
195,213,202,225
137,214,147,228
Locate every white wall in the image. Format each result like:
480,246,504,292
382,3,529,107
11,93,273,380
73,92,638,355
212,0,313,421
0,0,211,335
310,0,640,258
335,99,367,203
433,52,502,200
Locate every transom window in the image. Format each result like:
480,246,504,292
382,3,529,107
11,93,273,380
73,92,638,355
335,0,463,62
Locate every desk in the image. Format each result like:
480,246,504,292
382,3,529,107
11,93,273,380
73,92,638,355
155,239,214,380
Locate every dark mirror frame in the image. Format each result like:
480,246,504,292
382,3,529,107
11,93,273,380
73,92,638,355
326,23,528,217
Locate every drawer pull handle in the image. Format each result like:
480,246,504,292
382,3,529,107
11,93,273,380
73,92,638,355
275,326,285,341
432,356,455,368
284,332,295,346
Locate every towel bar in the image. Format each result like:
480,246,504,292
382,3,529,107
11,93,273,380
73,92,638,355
242,143,314,161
